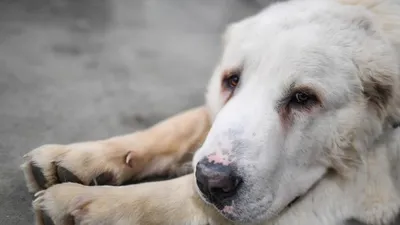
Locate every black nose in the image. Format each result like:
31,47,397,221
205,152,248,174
195,159,242,205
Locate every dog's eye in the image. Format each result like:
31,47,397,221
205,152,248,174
289,91,317,107
295,92,309,104
223,73,240,89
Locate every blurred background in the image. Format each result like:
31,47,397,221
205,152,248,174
0,0,270,224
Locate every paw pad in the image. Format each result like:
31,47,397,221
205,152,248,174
89,172,116,186
39,211,55,225
56,166,84,184
30,163,47,189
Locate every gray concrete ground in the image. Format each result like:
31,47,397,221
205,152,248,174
0,0,261,224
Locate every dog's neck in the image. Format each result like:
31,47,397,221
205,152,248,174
267,128,400,225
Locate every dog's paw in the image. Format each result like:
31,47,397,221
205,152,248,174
33,183,135,225
21,143,141,193
32,176,216,225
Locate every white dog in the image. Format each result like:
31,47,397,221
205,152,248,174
22,0,400,224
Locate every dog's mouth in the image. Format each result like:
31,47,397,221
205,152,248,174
196,180,303,211
195,171,323,223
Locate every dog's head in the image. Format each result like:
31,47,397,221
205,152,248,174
193,0,400,223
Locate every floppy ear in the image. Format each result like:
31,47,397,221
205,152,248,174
355,49,400,124
348,15,399,123
340,0,400,124
359,69,394,118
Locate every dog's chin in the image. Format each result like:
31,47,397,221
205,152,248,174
233,196,303,223
197,190,303,224
195,184,303,223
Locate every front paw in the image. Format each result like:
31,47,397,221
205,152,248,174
33,175,221,225
33,183,131,225
21,143,140,193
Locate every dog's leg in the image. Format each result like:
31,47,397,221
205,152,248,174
33,174,229,225
21,106,211,193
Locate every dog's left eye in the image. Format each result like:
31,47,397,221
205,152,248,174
289,91,317,107
223,73,240,90
294,92,309,104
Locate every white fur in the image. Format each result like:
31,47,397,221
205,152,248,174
195,0,400,224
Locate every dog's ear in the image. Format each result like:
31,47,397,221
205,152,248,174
360,70,394,117
355,52,400,123
341,0,400,123
346,11,400,122
356,55,400,124
355,37,400,122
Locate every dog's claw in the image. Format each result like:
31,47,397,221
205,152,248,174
34,190,46,198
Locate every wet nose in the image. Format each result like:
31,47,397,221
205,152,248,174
195,158,242,204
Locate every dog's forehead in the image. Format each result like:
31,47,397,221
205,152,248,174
223,24,340,83
219,5,364,101
220,2,370,85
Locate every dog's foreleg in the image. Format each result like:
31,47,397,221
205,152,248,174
22,106,211,192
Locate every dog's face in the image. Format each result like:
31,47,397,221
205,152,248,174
193,1,399,224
